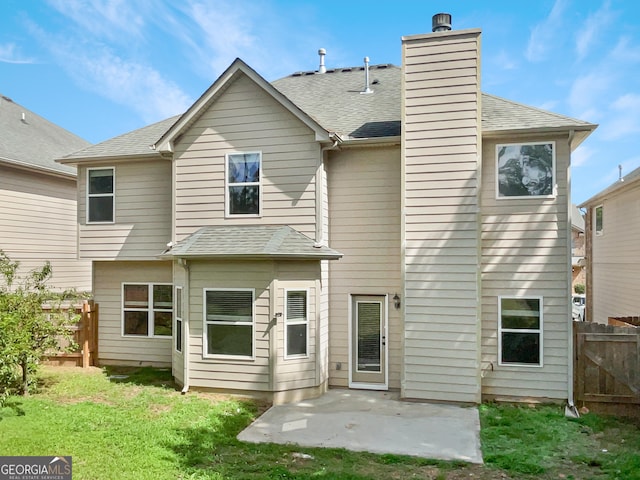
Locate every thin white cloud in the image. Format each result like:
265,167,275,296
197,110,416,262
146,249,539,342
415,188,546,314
568,71,613,120
611,36,640,62
536,100,558,111
572,145,594,167
526,0,568,62
575,1,614,61
0,43,35,64
599,93,640,140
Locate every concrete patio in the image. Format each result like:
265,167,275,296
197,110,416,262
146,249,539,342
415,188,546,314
237,389,483,463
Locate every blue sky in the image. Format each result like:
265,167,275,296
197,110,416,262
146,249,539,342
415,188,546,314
1,0,639,204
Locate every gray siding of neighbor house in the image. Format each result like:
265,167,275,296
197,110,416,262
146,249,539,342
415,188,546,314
327,145,402,389
0,165,91,291
93,260,173,367
480,135,571,400
401,29,482,403
173,73,321,242
77,160,172,260
590,186,640,323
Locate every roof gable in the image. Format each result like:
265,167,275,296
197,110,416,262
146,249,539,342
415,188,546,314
0,94,89,176
155,58,331,153
579,164,640,207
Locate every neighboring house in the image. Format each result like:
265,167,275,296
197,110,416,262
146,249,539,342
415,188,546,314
571,204,586,292
579,166,640,324
0,94,92,292
59,16,596,404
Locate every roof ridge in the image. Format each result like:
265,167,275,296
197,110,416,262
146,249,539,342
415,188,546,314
286,63,399,78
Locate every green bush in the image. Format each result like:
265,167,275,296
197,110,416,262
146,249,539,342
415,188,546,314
574,283,585,294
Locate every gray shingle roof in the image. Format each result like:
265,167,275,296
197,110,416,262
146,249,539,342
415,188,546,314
0,94,89,175
579,164,640,207
164,225,343,260
61,115,179,162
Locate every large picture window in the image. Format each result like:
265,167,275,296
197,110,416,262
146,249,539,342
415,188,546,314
122,283,173,337
285,290,308,358
226,152,261,216
204,289,254,358
87,167,114,222
499,297,542,366
497,143,555,198
175,286,183,353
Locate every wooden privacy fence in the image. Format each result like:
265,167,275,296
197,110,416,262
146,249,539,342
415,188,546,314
44,301,99,368
574,321,639,417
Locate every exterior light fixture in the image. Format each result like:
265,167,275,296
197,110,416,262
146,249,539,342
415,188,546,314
393,293,401,310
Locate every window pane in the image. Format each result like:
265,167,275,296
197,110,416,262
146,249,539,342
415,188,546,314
207,324,252,356
229,185,259,215
124,285,148,308
286,291,307,322
88,196,113,222
287,324,307,356
595,206,603,232
502,332,540,364
228,154,260,183
501,298,540,329
154,311,172,336
153,285,173,309
176,319,183,352
357,302,381,372
206,290,252,322
89,169,113,194
124,311,148,335
175,288,182,318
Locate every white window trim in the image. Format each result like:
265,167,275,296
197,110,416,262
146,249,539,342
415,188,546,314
203,288,255,360
121,282,173,338
498,295,544,368
86,166,115,224
284,288,309,360
495,141,556,200
175,286,183,354
595,205,604,236
225,151,262,218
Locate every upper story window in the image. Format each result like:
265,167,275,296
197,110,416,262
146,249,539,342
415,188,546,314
496,142,555,199
498,296,543,367
87,167,115,223
595,205,603,236
226,152,261,216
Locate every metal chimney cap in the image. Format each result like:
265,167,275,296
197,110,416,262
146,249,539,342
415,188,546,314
318,48,327,74
432,13,452,32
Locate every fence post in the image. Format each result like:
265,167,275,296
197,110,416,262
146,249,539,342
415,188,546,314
82,301,90,368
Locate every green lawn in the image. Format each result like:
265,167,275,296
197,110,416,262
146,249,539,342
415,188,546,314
0,367,638,480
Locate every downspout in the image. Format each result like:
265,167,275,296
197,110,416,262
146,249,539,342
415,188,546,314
181,258,190,394
566,129,579,417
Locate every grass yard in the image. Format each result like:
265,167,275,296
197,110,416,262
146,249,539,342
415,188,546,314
0,367,638,480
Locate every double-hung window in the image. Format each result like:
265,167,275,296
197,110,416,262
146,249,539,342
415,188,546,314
122,283,173,337
499,297,542,366
175,286,183,353
226,152,261,216
87,167,114,223
204,289,254,358
285,290,308,358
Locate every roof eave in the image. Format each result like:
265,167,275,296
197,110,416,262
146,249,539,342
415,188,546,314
579,175,640,207
161,252,343,261
0,156,76,179
57,151,164,166
482,125,596,148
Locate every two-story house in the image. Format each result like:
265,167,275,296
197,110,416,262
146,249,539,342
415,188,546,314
579,166,640,324
1,94,92,292
59,15,596,404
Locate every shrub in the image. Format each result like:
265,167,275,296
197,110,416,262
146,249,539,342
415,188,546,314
574,284,585,294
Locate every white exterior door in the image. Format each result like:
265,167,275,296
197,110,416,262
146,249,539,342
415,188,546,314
350,295,387,389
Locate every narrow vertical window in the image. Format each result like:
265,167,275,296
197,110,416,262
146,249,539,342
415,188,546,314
285,290,308,358
175,287,183,353
499,297,542,366
595,205,603,236
87,167,114,222
226,152,261,215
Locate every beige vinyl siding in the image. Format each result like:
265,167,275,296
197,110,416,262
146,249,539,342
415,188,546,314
174,73,320,241
187,260,272,391
78,160,171,260
93,261,173,366
401,30,481,403
480,136,570,400
590,184,640,323
0,165,91,291
327,145,402,389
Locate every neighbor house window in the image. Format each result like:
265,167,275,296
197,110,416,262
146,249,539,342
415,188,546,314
87,167,114,222
122,283,173,337
204,289,254,358
226,152,261,216
175,286,183,353
595,205,603,235
285,290,308,358
499,297,542,366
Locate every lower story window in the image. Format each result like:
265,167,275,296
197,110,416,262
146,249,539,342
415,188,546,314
204,289,254,358
285,290,308,358
499,296,542,366
175,286,183,353
123,283,173,337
